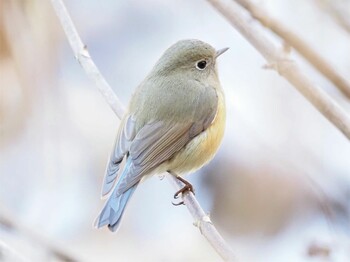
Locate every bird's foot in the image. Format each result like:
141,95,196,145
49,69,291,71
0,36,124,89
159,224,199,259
172,176,195,206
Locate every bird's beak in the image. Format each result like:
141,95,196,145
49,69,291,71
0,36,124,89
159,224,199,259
215,47,229,58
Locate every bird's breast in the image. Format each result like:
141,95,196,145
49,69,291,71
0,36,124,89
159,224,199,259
162,90,226,174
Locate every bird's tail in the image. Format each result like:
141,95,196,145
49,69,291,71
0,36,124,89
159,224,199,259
94,185,138,232
94,158,138,232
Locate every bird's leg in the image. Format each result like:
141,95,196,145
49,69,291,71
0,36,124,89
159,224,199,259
172,175,195,206
173,176,195,199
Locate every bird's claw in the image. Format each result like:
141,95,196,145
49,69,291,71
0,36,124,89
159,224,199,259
173,184,194,199
172,200,185,206
171,176,195,207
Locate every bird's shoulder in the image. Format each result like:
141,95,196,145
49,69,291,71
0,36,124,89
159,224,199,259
129,75,218,128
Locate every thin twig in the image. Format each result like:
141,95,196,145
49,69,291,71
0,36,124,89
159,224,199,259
169,178,236,261
50,0,125,119
50,0,236,261
235,0,350,99
207,0,350,140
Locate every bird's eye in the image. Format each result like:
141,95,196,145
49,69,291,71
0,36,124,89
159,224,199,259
196,60,207,70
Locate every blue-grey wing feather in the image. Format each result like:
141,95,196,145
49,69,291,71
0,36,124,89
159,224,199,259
115,84,218,195
104,82,218,197
101,115,136,197
115,122,193,195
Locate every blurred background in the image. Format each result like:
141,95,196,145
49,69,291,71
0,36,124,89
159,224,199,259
1,0,350,261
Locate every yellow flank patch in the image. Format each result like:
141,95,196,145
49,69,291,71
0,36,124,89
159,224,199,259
162,91,226,174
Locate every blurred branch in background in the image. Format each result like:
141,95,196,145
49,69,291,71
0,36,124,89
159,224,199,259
0,239,27,262
0,0,35,147
0,211,78,262
207,0,350,140
0,0,60,147
205,139,348,235
50,0,236,261
235,0,350,99
313,0,350,35
0,1,81,261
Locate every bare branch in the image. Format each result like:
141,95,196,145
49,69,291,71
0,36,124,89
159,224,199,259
50,0,236,260
169,177,236,261
235,0,350,99
50,0,125,119
207,0,350,140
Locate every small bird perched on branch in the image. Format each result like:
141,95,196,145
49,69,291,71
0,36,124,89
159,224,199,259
95,39,228,232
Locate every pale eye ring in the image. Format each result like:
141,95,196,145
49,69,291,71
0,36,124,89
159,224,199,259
196,60,207,70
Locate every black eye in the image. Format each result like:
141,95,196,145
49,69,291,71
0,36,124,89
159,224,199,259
196,60,207,70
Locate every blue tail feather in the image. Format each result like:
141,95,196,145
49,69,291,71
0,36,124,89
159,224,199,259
95,158,138,232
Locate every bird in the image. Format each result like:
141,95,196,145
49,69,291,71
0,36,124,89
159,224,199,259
94,39,228,232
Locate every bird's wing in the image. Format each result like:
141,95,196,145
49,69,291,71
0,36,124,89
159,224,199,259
115,84,219,195
101,115,137,197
